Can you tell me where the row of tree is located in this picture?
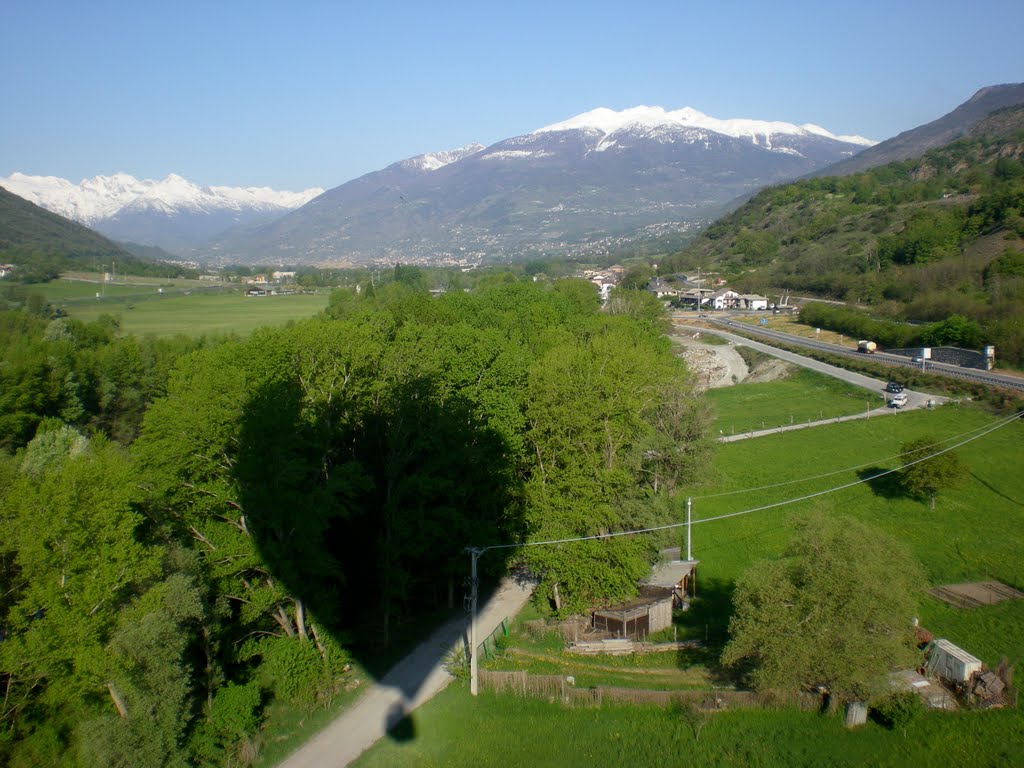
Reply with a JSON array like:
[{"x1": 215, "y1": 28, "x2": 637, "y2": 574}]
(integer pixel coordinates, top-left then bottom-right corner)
[{"x1": 798, "y1": 301, "x2": 986, "y2": 352}]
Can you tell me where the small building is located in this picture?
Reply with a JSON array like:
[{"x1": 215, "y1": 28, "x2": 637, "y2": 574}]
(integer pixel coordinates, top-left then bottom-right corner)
[
  {"x1": 926, "y1": 638, "x2": 982, "y2": 683},
  {"x1": 592, "y1": 586, "x2": 674, "y2": 639},
  {"x1": 591, "y1": 553, "x2": 698, "y2": 639},
  {"x1": 645, "y1": 549, "x2": 697, "y2": 606},
  {"x1": 740, "y1": 294, "x2": 769, "y2": 311},
  {"x1": 646, "y1": 278, "x2": 679, "y2": 299},
  {"x1": 710, "y1": 288, "x2": 742, "y2": 310}
]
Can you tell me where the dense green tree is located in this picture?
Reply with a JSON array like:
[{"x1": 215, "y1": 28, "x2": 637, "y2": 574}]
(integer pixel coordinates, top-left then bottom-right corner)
[
  {"x1": 619, "y1": 264, "x2": 654, "y2": 290},
  {"x1": 0, "y1": 434, "x2": 162, "y2": 756},
  {"x1": 392, "y1": 262, "x2": 427, "y2": 290},
  {"x1": 520, "y1": 319, "x2": 709, "y2": 613},
  {"x1": 606, "y1": 287, "x2": 670, "y2": 334},
  {"x1": 898, "y1": 436, "x2": 968, "y2": 510},
  {"x1": 722, "y1": 514, "x2": 924, "y2": 703},
  {"x1": 921, "y1": 314, "x2": 984, "y2": 349}
]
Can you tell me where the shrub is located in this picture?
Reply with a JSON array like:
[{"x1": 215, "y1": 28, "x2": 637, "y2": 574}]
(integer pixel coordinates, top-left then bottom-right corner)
[{"x1": 871, "y1": 691, "x2": 923, "y2": 735}]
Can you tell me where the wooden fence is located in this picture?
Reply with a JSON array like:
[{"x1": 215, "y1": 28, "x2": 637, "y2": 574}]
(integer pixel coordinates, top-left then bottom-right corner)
[{"x1": 479, "y1": 670, "x2": 818, "y2": 710}]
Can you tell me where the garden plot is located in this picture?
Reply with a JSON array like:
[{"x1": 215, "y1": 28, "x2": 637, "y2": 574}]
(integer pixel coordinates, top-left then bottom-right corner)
[{"x1": 929, "y1": 581, "x2": 1024, "y2": 609}]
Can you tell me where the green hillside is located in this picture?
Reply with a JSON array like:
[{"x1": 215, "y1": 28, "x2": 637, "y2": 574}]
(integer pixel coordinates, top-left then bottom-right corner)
[
  {"x1": 660, "y1": 106, "x2": 1024, "y2": 364},
  {"x1": 0, "y1": 186, "x2": 188, "y2": 280}
]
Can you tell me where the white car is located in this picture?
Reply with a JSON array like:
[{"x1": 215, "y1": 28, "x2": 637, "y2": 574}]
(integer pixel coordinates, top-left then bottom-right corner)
[{"x1": 888, "y1": 393, "x2": 909, "y2": 408}]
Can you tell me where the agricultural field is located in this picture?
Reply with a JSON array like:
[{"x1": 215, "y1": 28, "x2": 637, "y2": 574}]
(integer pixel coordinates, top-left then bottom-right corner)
[
  {"x1": 732, "y1": 312, "x2": 854, "y2": 348},
  {"x1": 35, "y1": 275, "x2": 331, "y2": 337},
  {"x1": 353, "y1": 395, "x2": 1024, "y2": 767},
  {"x1": 705, "y1": 367, "x2": 882, "y2": 435}
]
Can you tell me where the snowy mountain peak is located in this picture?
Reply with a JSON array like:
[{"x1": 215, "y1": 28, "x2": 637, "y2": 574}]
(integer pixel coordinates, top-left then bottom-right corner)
[
  {"x1": 0, "y1": 171, "x2": 323, "y2": 224},
  {"x1": 398, "y1": 143, "x2": 486, "y2": 172},
  {"x1": 534, "y1": 105, "x2": 876, "y2": 147}
]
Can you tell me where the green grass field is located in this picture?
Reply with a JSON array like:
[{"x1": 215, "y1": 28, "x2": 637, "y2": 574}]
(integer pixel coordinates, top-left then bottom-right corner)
[
  {"x1": 691, "y1": 404, "x2": 1024, "y2": 663},
  {"x1": 706, "y1": 368, "x2": 882, "y2": 435},
  {"x1": 353, "y1": 686, "x2": 1023, "y2": 768},
  {"x1": 38, "y1": 276, "x2": 331, "y2": 337},
  {"x1": 350, "y1": 401, "x2": 1024, "y2": 768}
]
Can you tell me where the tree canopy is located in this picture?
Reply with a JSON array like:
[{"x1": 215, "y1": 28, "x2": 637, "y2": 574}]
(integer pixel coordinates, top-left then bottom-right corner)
[
  {"x1": 0, "y1": 274, "x2": 712, "y2": 764},
  {"x1": 898, "y1": 436, "x2": 968, "y2": 509},
  {"x1": 722, "y1": 514, "x2": 924, "y2": 702}
]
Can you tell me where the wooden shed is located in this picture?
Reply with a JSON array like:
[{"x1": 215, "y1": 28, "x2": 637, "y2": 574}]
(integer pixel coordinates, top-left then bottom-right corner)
[
  {"x1": 592, "y1": 586, "x2": 674, "y2": 639},
  {"x1": 592, "y1": 554, "x2": 699, "y2": 639},
  {"x1": 645, "y1": 549, "x2": 698, "y2": 608}
]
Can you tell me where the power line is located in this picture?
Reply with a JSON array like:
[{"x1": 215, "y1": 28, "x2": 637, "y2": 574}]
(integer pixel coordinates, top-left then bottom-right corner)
[
  {"x1": 475, "y1": 411, "x2": 1021, "y2": 554},
  {"x1": 692, "y1": 411, "x2": 1021, "y2": 500},
  {"x1": 465, "y1": 411, "x2": 1019, "y2": 698}
]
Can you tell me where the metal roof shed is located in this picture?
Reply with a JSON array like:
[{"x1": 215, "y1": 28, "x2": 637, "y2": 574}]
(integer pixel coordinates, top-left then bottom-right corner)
[{"x1": 926, "y1": 638, "x2": 983, "y2": 683}]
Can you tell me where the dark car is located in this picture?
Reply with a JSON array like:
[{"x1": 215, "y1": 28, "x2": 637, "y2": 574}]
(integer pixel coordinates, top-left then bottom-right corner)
[{"x1": 886, "y1": 381, "x2": 904, "y2": 394}]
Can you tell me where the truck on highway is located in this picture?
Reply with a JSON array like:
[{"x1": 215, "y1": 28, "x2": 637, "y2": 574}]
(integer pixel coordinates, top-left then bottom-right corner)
[{"x1": 857, "y1": 340, "x2": 877, "y2": 354}]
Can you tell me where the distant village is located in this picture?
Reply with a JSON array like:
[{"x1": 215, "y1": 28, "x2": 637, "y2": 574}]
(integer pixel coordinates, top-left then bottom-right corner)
[{"x1": 579, "y1": 265, "x2": 770, "y2": 311}]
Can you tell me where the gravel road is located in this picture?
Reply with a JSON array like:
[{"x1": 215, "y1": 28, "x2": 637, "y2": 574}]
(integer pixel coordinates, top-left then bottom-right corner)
[{"x1": 277, "y1": 577, "x2": 535, "y2": 768}]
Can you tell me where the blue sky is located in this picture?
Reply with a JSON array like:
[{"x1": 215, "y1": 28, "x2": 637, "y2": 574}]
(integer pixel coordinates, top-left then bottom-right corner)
[{"x1": 2, "y1": 1, "x2": 1021, "y2": 191}]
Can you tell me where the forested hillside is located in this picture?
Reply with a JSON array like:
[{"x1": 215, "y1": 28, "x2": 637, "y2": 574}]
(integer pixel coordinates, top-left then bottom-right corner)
[
  {"x1": 0, "y1": 277, "x2": 711, "y2": 766},
  {"x1": 0, "y1": 186, "x2": 191, "y2": 281},
  {"x1": 660, "y1": 106, "x2": 1024, "y2": 364}
]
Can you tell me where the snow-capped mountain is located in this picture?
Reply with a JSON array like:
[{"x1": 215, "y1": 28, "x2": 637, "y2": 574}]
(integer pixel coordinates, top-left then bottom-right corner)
[
  {"x1": 398, "y1": 143, "x2": 486, "y2": 172},
  {"x1": 0, "y1": 172, "x2": 323, "y2": 249},
  {"x1": 533, "y1": 106, "x2": 874, "y2": 148},
  {"x1": 211, "y1": 105, "x2": 874, "y2": 264}
]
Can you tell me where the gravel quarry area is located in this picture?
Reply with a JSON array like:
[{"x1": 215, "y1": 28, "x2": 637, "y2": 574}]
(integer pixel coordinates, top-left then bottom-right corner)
[{"x1": 670, "y1": 330, "x2": 791, "y2": 390}]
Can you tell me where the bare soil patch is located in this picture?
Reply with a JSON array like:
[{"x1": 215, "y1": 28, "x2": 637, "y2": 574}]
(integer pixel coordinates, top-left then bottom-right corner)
[
  {"x1": 929, "y1": 581, "x2": 1024, "y2": 609},
  {"x1": 670, "y1": 332, "x2": 792, "y2": 390}
]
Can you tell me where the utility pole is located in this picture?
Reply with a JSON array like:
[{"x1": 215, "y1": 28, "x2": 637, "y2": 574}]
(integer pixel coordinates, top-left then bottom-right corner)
[
  {"x1": 686, "y1": 497, "x2": 692, "y2": 561},
  {"x1": 466, "y1": 547, "x2": 483, "y2": 696}
]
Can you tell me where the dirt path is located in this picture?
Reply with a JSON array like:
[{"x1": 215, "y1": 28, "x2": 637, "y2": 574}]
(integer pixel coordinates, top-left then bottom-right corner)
[{"x1": 277, "y1": 577, "x2": 535, "y2": 768}]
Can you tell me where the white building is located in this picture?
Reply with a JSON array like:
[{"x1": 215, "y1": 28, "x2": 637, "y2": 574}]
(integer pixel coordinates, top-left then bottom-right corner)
[
  {"x1": 741, "y1": 294, "x2": 769, "y2": 310},
  {"x1": 710, "y1": 288, "x2": 742, "y2": 310}
]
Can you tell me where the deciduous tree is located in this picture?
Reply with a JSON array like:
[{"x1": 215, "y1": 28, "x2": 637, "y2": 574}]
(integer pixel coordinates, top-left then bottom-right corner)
[
  {"x1": 722, "y1": 514, "x2": 924, "y2": 703},
  {"x1": 898, "y1": 436, "x2": 968, "y2": 510}
]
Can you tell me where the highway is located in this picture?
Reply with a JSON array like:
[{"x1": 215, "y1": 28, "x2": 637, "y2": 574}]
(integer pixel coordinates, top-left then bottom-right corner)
[{"x1": 689, "y1": 315, "x2": 1024, "y2": 393}]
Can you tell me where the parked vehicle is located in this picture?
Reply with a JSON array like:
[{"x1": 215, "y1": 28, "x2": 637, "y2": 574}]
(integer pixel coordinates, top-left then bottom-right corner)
[
  {"x1": 857, "y1": 340, "x2": 877, "y2": 353},
  {"x1": 886, "y1": 381, "x2": 904, "y2": 393},
  {"x1": 888, "y1": 393, "x2": 909, "y2": 408}
]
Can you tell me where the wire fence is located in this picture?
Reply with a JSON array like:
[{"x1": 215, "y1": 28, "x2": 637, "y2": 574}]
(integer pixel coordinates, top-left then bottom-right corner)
[{"x1": 479, "y1": 670, "x2": 819, "y2": 710}]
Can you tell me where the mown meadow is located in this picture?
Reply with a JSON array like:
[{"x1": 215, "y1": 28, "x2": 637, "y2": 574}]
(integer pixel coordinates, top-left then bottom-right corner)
[
  {"x1": 705, "y1": 367, "x2": 884, "y2": 435},
  {"x1": 354, "y1": 686, "x2": 1023, "y2": 768},
  {"x1": 33, "y1": 274, "x2": 330, "y2": 337}
]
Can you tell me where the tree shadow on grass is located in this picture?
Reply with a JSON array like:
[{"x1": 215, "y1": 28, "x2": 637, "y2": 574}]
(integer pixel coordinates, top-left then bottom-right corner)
[
  {"x1": 858, "y1": 466, "x2": 906, "y2": 500},
  {"x1": 673, "y1": 578, "x2": 737, "y2": 686},
  {"x1": 233, "y1": 372, "x2": 525, "y2": 743}
]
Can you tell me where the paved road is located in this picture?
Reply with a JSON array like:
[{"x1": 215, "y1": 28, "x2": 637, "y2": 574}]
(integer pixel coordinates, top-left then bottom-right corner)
[
  {"x1": 277, "y1": 576, "x2": 535, "y2": 768},
  {"x1": 674, "y1": 324, "x2": 948, "y2": 441},
  {"x1": 695, "y1": 315, "x2": 1024, "y2": 393}
]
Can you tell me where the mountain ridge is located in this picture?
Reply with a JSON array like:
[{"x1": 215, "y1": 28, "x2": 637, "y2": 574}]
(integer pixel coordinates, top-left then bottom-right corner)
[
  {"x1": 0, "y1": 172, "x2": 323, "y2": 250},
  {"x1": 812, "y1": 83, "x2": 1024, "y2": 177},
  {"x1": 209, "y1": 105, "x2": 871, "y2": 265}
]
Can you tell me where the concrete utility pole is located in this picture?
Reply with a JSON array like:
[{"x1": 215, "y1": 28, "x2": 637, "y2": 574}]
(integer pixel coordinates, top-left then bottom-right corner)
[
  {"x1": 686, "y1": 497, "x2": 692, "y2": 561},
  {"x1": 466, "y1": 547, "x2": 483, "y2": 696}
]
